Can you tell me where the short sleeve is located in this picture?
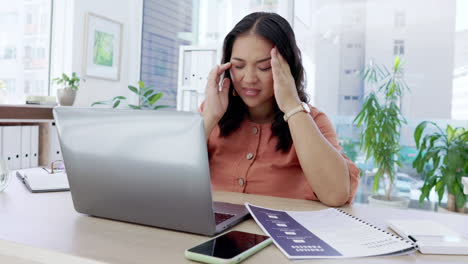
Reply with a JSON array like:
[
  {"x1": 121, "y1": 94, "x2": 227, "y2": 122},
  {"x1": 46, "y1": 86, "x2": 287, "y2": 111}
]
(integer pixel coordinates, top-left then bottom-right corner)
[{"x1": 309, "y1": 106, "x2": 361, "y2": 203}]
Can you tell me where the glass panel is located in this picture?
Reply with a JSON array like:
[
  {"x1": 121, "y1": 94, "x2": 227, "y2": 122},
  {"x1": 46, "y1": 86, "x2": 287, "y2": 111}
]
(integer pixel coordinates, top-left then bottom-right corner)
[
  {"x1": 293, "y1": 0, "x2": 467, "y2": 209},
  {"x1": 0, "y1": 0, "x2": 52, "y2": 104}
]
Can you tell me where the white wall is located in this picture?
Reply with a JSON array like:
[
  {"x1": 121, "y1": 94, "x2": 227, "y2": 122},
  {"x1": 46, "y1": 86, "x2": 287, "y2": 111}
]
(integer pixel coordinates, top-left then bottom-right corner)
[{"x1": 69, "y1": 0, "x2": 143, "y2": 107}]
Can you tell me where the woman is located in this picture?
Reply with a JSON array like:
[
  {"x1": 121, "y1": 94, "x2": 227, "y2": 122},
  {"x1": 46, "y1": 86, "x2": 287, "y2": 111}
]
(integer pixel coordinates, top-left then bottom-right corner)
[{"x1": 201, "y1": 12, "x2": 360, "y2": 207}]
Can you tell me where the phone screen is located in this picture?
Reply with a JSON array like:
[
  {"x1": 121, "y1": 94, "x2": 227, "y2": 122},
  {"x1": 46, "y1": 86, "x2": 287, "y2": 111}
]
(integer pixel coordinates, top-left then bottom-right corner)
[{"x1": 187, "y1": 231, "x2": 270, "y2": 259}]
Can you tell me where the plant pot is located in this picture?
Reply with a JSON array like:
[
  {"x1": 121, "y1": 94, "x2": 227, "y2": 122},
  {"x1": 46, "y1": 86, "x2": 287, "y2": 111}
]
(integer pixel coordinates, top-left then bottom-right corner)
[
  {"x1": 446, "y1": 194, "x2": 467, "y2": 213},
  {"x1": 57, "y1": 88, "x2": 76, "y2": 106},
  {"x1": 368, "y1": 194, "x2": 410, "y2": 209}
]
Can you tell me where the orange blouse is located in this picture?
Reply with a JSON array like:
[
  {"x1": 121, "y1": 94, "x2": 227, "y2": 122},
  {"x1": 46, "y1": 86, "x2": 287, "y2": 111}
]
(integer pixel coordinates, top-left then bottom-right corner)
[{"x1": 206, "y1": 106, "x2": 360, "y2": 203}]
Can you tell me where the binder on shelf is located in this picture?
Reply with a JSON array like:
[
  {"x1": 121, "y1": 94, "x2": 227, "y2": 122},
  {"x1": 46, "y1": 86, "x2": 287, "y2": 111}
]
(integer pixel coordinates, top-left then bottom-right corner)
[
  {"x1": 52, "y1": 123, "x2": 62, "y2": 161},
  {"x1": 177, "y1": 46, "x2": 219, "y2": 112},
  {"x1": 30, "y1": 126, "x2": 39, "y2": 168},
  {"x1": 189, "y1": 50, "x2": 198, "y2": 92},
  {"x1": 47, "y1": 123, "x2": 62, "y2": 163},
  {"x1": 182, "y1": 51, "x2": 192, "y2": 87},
  {"x1": 2, "y1": 126, "x2": 22, "y2": 170},
  {"x1": 199, "y1": 50, "x2": 215, "y2": 93},
  {"x1": 20, "y1": 126, "x2": 32, "y2": 169},
  {"x1": 195, "y1": 51, "x2": 205, "y2": 93}
]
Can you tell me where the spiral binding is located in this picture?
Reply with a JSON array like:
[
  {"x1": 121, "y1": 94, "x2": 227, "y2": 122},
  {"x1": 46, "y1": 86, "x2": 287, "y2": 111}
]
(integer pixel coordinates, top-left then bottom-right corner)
[{"x1": 334, "y1": 208, "x2": 417, "y2": 248}]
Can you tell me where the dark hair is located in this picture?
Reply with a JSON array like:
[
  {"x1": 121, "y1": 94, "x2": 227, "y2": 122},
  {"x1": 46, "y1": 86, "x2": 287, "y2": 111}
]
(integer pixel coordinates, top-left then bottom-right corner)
[{"x1": 218, "y1": 12, "x2": 308, "y2": 152}]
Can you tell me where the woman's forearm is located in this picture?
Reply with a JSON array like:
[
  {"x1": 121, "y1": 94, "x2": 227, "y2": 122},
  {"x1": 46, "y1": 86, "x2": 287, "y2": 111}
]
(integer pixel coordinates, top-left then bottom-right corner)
[
  {"x1": 287, "y1": 112, "x2": 350, "y2": 207},
  {"x1": 203, "y1": 115, "x2": 218, "y2": 141}
]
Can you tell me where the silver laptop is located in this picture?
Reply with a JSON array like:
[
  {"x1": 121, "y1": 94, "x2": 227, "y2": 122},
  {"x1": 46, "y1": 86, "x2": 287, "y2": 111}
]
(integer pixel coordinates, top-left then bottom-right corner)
[{"x1": 53, "y1": 107, "x2": 249, "y2": 236}]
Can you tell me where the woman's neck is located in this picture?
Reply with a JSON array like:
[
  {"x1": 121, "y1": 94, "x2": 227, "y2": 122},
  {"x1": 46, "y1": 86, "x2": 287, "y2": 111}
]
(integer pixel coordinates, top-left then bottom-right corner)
[{"x1": 247, "y1": 100, "x2": 275, "y2": 124}]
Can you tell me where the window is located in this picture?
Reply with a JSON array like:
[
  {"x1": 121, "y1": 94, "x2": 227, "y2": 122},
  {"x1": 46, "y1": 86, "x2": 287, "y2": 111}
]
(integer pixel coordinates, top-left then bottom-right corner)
[
  {"x1": 394, "y1": 40, "x2": 405, "y2": 55},
  {"x1": 24, "y1": 46, "x2": 32, "y2": 59},
  {"x1": 26, "y1": 13, "x2": 33, "y2": 24},
  {"x1": 24, "y1": 80, "x2": 31, "y2": 93},
  {"x1": 37, "y1": 47, "x2": 46, "y2": 59},
  {"x1": 0, "y1": 0, "x2": 52, "y2": 104},
  {"x1": 394, "y1": 12, "x2": 406, "y2": 28},
  {"x1": 289, "y1": 0, "x2": 468, "y2": 204},
  {"x1": 345, "y1": 69, "x2": 359, "y2": 75},
  {"x1": 140, "y1": 0, "x2": 467, "y2": 205},
  {"x1": 2, "y1": 79, "x2": 16, "y2": 93},
  {"x1": 0, "y1": 13, "x2": 17, "y2": 24},
  {"x1": 0, "y1": 46, "x2": 16, "y2": 60}
]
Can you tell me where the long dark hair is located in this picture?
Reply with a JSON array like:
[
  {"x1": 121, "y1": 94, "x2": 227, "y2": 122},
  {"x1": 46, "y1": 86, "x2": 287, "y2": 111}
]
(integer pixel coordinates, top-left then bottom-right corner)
[{"x1": 218, "y1": 12, "x2": 308, "y2": 152}]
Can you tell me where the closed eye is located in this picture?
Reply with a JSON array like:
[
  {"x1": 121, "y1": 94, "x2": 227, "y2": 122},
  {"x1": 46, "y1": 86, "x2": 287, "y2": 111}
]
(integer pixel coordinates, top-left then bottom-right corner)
[
  {"x1": 259, "y1": 67, "x2": 271, "y2": 72},
  {"x1": 234, "y1": 65, "x2": 244, "y2": 69}
]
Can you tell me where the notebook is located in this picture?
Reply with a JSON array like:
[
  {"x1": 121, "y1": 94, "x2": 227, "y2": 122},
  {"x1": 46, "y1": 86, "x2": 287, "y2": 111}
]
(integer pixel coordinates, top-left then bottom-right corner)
[
  {"x1": 246, "y1": 203, "x2": 416, "y2": 259},
  {"x1": 16, "y1": 168, "x2": 69, "y2": 193},
  {"x1": 388, "y1": 219, "x2": 468, "y2": 255}
]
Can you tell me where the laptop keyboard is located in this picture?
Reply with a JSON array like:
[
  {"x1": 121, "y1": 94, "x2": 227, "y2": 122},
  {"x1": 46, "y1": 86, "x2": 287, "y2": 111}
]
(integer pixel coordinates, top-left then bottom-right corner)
[{"x1": 215, "y1": 212, "x2": 235, "y2": 225}]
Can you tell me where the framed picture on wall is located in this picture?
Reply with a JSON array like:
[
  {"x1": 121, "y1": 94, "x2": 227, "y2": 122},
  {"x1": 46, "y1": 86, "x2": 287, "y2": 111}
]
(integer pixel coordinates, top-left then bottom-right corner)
[{"x1": 83, "y1": 13, "x2": 122, "y2": 81}]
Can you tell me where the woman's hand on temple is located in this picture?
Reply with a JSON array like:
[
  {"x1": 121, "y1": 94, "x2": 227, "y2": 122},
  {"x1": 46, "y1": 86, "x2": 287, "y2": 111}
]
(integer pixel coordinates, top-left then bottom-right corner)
[
  {"x1": 271, "y1": 47, "x2": 301, "y2": 114},
  {"x1": 202, "y1": 62, "x2": 232, "y2": 124}
]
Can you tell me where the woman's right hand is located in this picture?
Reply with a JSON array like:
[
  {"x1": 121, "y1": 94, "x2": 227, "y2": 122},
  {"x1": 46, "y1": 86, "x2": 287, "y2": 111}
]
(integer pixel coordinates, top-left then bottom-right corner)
[{"x1": 202, "y1": 62, "x2": 232, "y2": 124}]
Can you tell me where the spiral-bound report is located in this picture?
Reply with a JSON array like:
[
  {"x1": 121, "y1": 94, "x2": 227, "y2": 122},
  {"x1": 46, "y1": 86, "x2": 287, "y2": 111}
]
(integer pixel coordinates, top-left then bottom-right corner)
[{"x1": 245, "y1": 203, "x2": 416, "y2": 259}]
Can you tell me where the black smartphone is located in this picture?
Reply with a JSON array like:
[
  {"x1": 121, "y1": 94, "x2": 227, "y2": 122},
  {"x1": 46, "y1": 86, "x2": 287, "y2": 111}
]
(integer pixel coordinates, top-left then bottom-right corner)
[{"x1": 185, "y1": 230, "x2": 272, "y2": 264}]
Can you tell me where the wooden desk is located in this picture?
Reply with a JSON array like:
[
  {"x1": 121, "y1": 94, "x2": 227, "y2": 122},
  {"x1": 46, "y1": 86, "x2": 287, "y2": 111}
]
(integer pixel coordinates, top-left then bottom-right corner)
[{"x1": 0, "y1": 177, "x2": 467, "y2": 264}]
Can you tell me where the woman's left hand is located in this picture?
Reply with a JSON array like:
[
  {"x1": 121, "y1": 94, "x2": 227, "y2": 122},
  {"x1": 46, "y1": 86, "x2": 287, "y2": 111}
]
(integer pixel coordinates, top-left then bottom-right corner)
[{"x1": 271, "y1": 47, "x2": 301, "y2": 113}]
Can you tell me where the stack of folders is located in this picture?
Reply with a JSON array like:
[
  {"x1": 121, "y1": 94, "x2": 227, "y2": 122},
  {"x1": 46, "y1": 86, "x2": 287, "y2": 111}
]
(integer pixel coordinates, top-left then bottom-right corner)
[
  {"x1": 16, "y1": 168, "x2": 69, "y2": 193},
  {"x1": 0, "y1": 126, "x2": 39, "y2": 170}
]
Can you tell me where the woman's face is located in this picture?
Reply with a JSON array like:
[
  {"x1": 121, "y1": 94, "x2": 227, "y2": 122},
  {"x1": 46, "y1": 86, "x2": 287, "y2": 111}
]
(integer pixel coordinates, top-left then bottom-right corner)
[{"x1": 230, "y1": 33, "x2": 274, "y2": 109}]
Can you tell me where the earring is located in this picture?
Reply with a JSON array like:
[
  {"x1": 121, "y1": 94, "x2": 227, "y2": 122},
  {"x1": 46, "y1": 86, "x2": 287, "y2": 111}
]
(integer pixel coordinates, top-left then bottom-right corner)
[{"x1": 232, "y1": 89, "x2": 238, "y2": 96}]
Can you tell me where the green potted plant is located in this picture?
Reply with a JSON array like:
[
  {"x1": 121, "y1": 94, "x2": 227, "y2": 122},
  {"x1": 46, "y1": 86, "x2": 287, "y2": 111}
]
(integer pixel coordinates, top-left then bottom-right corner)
[
  {"x1": 52, "y1": 72, "x2": 84, "y2": 106},
  {"x1": 413, "y1": 122, "x2": 468, "y2": 212},
  {"x1": 92, "y1": 80, "x2": 169, "y2": 110},
  {"x1": 354, "y1": 57, "x2": 409, "y2": 208}
]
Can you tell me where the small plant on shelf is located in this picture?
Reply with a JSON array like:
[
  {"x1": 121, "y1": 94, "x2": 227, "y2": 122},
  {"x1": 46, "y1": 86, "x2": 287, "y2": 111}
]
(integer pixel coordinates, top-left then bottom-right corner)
[{"x1": 52, "y1": 72, "x2": 85, "y2": 106}]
